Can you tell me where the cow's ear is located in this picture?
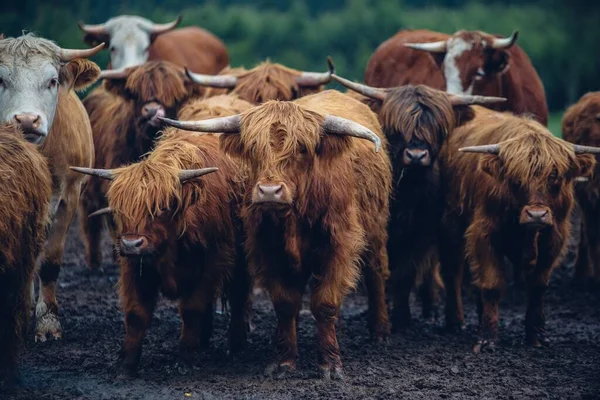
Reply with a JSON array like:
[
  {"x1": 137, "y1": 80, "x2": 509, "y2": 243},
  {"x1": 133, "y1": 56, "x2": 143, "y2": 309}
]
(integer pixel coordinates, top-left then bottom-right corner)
[
  {"x1": 573, "y1": 154, "x2": 596, "y2": 179},
  {"x1": 83, "y1": 33, "x2": 109, "y2": 49},
  {"x1": 483, "y1": 49, "x2": 510, "y2": 75},
  {"x1": 453, "y1": 105, "x2": 476, "y2": 128},
  {"x1": 479, "y1": 154, "x2": 503, "y2": 180},
  {"x1": 59, "y1": 59, "x2": 101, "y2": 91},
  {"x1": 220, "y1": 133, "x2": 245, "y2": 160},
  {"x1": 103, "y1": 77, "x2": 129, "y2": 98}
]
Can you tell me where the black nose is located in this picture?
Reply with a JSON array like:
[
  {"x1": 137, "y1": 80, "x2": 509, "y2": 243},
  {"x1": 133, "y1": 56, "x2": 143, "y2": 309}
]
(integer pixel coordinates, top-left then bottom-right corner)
[
  {"x1": 120, "y1": 237, "x2": 147, "y2": 254},
  {"x1": 526, "y1": 209, "x2": 549, "y2": 221}
]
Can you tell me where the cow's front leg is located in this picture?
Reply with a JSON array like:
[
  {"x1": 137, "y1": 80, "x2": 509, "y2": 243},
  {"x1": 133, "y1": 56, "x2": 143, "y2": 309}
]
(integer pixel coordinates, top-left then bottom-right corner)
[
  {"x1": 264, "y1": 284, "x2": 302, "y2": 378},
  {"x1": 311, "y1": 283, "x2": 345, "y2": 380},
  {"x1": 473, "y1": 288, "x2": 502, "y2": 353},
  {"x1": 525, "y1": 280, "x2": 549, "y2": 347},
  {"x1": 118, "y1": 262, "x2": 159, "y2": 377},
  {"x1": 35, "y1": 189, "x2": 79, "y2": 342},
  {"x1": 179, "y1": 289, "x2": 213, "y2": 357}
]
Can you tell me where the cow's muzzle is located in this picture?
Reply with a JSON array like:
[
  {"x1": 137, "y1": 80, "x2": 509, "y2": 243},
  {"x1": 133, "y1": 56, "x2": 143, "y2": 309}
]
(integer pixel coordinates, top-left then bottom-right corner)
[
  {"x1": 13, "y1": 113, "x2": 47, "y2": 144},
  {"x1": 120, "y1": 235, "x2": 150, "y2": 256},
  {"x1": 253, "y1": 183, "x2": 291, "y2": 205},
  {"x1": 142, "y1": 102, "x2": 166, "y2": 128},
  {"x1": 403, "y1": 148, "x2": 431, "y2": 167},
  {"x1": 519, "y1": 206, "x2": 553, "y2": 228}
]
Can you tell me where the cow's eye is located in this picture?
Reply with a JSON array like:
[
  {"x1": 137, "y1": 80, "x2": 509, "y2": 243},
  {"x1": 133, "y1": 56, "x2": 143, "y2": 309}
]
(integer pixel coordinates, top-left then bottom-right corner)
[
  {"x1": 110, "y1": 46, "x2": 116, "y2": 53},
  {"x1": 48, "y1": 78, "x2": 59, "y2": 89}
]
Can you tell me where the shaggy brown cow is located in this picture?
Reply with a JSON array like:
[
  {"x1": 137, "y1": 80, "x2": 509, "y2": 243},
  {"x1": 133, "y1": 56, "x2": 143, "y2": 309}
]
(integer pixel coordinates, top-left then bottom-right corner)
[
  {"x1": 79, "y1": 15, "x2": 229, "y2": 74},
  {"x1": 439, "y1": 106, "x2": 598, "y2": 351},
  {"x1": 80, "y1": 60, "x2": 205, "y2": 271},
  {"x1": 0, "y1": 125, "x2": 51, "y2": 388},
  {"x1": 184, "y1": 60, "x2": 333, "y2": 104},
  {"x1": 330, "y1": 71, "x2": 506, "y2": 330},
  {"x1": 562, "y1": 91, "x2": 600, "y2": 285},
  {"x1": 364, "y1": 29, "x2": 548, "y2": 125},
  {"x1": 0, "y1": 34, "x2": 101, "y2": 341},
  {"x1": 71, "y1": 95, "x2": 253, "y2": 376},
  {"x1": 159, "y1": 90, "x2": 391, "y2": 379}
]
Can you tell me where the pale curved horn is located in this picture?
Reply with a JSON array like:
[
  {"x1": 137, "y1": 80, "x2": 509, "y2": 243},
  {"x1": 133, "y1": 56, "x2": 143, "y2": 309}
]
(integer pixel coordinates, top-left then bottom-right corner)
[
  {"x1": 449, "y1": 94, "x2": 507, "y2": 106},
  {"x1": 573, "y1": 144, "x2": 600, "y2": 154},
  {"x1": 490, "y1": 30, "x2": 519, "y2": 49},
  {"x1": 149, "y1": 16, "x2": 182, "y2": 35},
  {"x1": 69, "y1": 166, "x2": 115, "y2": 180},
  {"x1": 574, "y1": 177, "x2": 589, "y2": 183},
  {"x1": 296, "y1": 57, "x2": 334, "y2": 87},
  {"x1": 322, "y1": 115, "x2": 382, "y2": 153},
  {"x1": 404, "y1": 40, "x2": 447, "y2": 53},
  {"x1": 158, "y1": 115, "x2": 241, "y2": 133},
  {"x1": 98, "y1": 67, "x2": 131, "y2": 80},
  {"x1": 458, "y1": 144, "x2": 501, "y2": 154},
  {"x1": 185, "y1": 68, "x2": 237, "y2": 88},
  {"x1": 88, "y1": 207, "x2": 113, "y2": 218},
  {"x1": 331, "y1": 74, "x2": 387, "y2": 101},
  {"x1": 77, "y1": 21, "x2": 108, "y2": 35},
  {"x1": 179, "y1": 167, "x2": 219, "y2": 183},
  {"x1": 59, "y1": 43, "x2": 105, "y2": 61}
]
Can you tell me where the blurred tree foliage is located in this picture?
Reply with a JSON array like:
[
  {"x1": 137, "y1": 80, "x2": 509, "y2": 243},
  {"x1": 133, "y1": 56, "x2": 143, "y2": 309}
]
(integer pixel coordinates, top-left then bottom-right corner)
[{"x1": 1, "y1": 0, "x2": 599, "y2": 111}]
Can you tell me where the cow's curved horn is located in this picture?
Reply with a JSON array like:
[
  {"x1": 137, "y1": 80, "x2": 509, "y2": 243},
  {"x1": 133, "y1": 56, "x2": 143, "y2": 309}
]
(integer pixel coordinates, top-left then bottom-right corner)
[
  {"x1": 595, "y1": 113, "x2": 600, "y2": 121},
  {"x1": 449, "y1": 94, "x2": 507, "y2": 106},
  {"x1": 70, "y1": 166, "x2": 115, "y2": 180},
  {"x1": 573, "y1": 144, "x2": 600, "y2": 154},
  {"x1": 149, "y1": 16, "x2": 182, "y2": 35},
  {"x1": 158, "y1": 115, "x2": 241, "y2": 133},
  {"x1": 296, "y1": 58, "x2": 334, "y2": 87},
  {"x1": 88, "y1": 207, "x2": 113, "y2": 218},
  {"x1": 490, "y1": 30, "x2": 519, "y2": 49},
  {"x1": 331, "y1": 74, "x2": 387, "y2": 101},
  {"x1": 405, "y1": 40, "x2": 447, "y2": 53},
  {"x1": 59, "y1": 43, "x2": 105, "y2": 61},
  {"x1": 98, "y1": 67, "x2": 131, "y2": 80},
  {"x1": 574, "y1": 177, "x2": 589, "y2": 183},
  {"x1": 458, "y1": 144, "x2": 501, "y2": 154},
  {"x1": 322, "y1": 115, "x2": 381, "y2": 153},
  {"x1": 77, "y1": 21, "x2": 108, "y2": 35},
  {"x1": 179, "y1": 167, "x2": 219, "y2": 183},
  {"x1": 185, "y1": 68, "x2": 237, "y2": 88}
]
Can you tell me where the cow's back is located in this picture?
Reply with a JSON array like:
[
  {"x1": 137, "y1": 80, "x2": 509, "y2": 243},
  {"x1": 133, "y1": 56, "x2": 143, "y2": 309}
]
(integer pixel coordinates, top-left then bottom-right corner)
[
  {"x1": 149, "y1": 27, "x2": 229, "y2": 75},
  {"x1": 364, "y1": 29, "x2": 447, "y2": 89}
]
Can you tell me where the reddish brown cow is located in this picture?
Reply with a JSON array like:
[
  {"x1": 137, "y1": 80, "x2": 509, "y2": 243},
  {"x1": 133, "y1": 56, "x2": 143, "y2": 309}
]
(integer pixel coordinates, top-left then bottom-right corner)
[
  {"x1": 159, "y1": 90, "x2": 392, "y2": 379},
  {"x1": 71, "y1": 95, "x2": 253, "y2": 376},
  {"x1": 79, "y1": 15, "x2": 229, "y2": 74},
  {"x1": 439, "y1": 106, "x2": 598, "y2": 351},
  {"x1": 0, "y1": 125, "x2": 51, "y2": 388},
  {"x1": 80, "y1": 60, "x2": 205, "y2": 271},
  {"x1": 365, "y1": 29, "x2": 548, "y2": 125},
  {"x1": 330, "y1": 71, "x2": 506, "y2": 330},
  {"x1": 185, "y1": 60, "x2": 333, "y2": 104},
  {"x1": 562, "y1": 91, "x2": 600, "y2": 285}
]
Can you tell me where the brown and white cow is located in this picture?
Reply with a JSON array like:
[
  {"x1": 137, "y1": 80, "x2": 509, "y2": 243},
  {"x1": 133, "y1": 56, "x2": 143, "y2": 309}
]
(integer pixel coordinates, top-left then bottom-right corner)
[
  {"x1": 562, "y1": 91, "x2": 600, "y2": 286},
  {"x1": 0, "y1": 124, "x2": 51, "y2": 388},
  {"x1": 439, "y1": 106, "x2": 598, "y2": 351},
  {"x1": 159, "y1": 90, "x2": 392, "y2": 379},
  {"x1": 185, "y1": 60, "x2": 333, "y2": 104},
  {"x1": 364, "y1": 29, "x2": 548, "y2": 125},
  {"x1": 78, "y1": 15, "x2": 229, "y2": 74},
  {"x1": 80, "y1": 60, "x2": 206, "y2": 272},
  {"x1": 71, "y1": 95, "x2": 253, "y2": 376},
  {"x1": 0, "y1": 34, "x2": 101, "y2": 341},
  {"x1": 330, "y1": 70, "x2": 506, "y2": 330}
]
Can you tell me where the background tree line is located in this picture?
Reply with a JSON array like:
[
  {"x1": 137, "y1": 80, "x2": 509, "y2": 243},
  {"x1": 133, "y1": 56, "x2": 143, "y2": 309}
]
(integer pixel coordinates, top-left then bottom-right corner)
[{"x1": 2, "y1": 0, "x2": 599, "y2": 112}]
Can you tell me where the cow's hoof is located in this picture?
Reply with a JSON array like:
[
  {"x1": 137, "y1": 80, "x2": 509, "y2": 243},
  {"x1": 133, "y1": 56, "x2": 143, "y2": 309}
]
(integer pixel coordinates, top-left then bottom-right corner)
[
  {"x1": 264, "y1": 361, "x2": 295, "y2": 379},
  {"x1": 473, "y1": 339, "x2": 496, "y2": 354},
  {"x1": 35, "y1": 312, "x2": 62, "y2": 342},
  {"x1": 319, "y1": 365, "x2": 344, "y2": 381},
  {"x1": 526, "y1": 335, "x2": 550, "y2": 348}
]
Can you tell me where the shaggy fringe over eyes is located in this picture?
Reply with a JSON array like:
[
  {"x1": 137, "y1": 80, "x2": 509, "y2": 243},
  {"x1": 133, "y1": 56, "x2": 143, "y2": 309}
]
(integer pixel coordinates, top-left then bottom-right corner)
[
  {"x1": 380, "y1": 85, "x2": 455, "y2": 145},
  {"x1": 125, "y1": 61, "x2": 189, "y2": 108},
  {"x1": 177, "y1": 95, "x2": 253, "y2": 121},
  {"x1": 0, "y1": 33, "x2": 60, "y2": 66},
  {"x1": 234, "y1": 62, "x2": 303, "y2": 103},
  {"x1": 238, "y1": 101, "x2": 325, "y2": 168}
]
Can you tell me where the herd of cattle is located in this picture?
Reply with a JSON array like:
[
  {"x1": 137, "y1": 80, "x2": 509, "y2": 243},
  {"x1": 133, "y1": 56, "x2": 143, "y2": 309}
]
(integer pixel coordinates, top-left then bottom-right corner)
[{"x1": 0, "y1": 14, "x2": 599, "y2": 386}]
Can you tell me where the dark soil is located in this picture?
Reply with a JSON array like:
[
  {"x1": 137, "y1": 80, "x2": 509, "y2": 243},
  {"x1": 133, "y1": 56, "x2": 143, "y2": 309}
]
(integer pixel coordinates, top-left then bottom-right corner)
[{"x1": 5, "y1": 216, "x2": 600, "y2": 400}]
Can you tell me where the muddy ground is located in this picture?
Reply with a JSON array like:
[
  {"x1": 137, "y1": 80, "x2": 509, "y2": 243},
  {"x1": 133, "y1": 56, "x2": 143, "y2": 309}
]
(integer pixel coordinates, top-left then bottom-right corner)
[{"x1": 5, "y1": 216, "x2": 600, "y2": 400}]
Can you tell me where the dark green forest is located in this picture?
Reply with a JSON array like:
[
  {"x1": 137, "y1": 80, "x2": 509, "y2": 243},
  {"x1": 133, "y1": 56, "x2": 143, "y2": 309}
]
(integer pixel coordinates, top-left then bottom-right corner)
[{"x1": 2, "y1": 0, "x2": 599, "y2": 113}]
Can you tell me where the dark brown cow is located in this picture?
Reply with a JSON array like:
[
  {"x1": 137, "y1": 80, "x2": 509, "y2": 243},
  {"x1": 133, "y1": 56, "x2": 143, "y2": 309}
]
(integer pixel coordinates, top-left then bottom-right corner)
[
  {"x1": 80, "y1": 60, "x2": 205, "y2": 271},
  {"x1": 185, "y1": 60, "x2": 333, "y2": 104},
  {"x1": 0, "y1": 34, "x2": 101, "y2": 341},
  {"x1": 79, "y1": 15, "x2": 229, "y2": 74},
  {"x1": 439, "y1": 106, "x2": 598, "y2": 351},
  {"x1": 364, "y1": 29, "x2": 548, "y2": 125},
  {"x1": 159, "y1": 90, "x2": 392, "y2": 379},
  {"x1": 330, "y1": 71, "x2": 506, "y2": 330},
  {"x1": 71, "y1": 95, "x2": 253, "y2": 376},
  {"x1": 0, "y1": 125, "x2": 51, "y2": 388},
  {"x1": 562, "y1": 91, "x2": 600, "y2": 285}
]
